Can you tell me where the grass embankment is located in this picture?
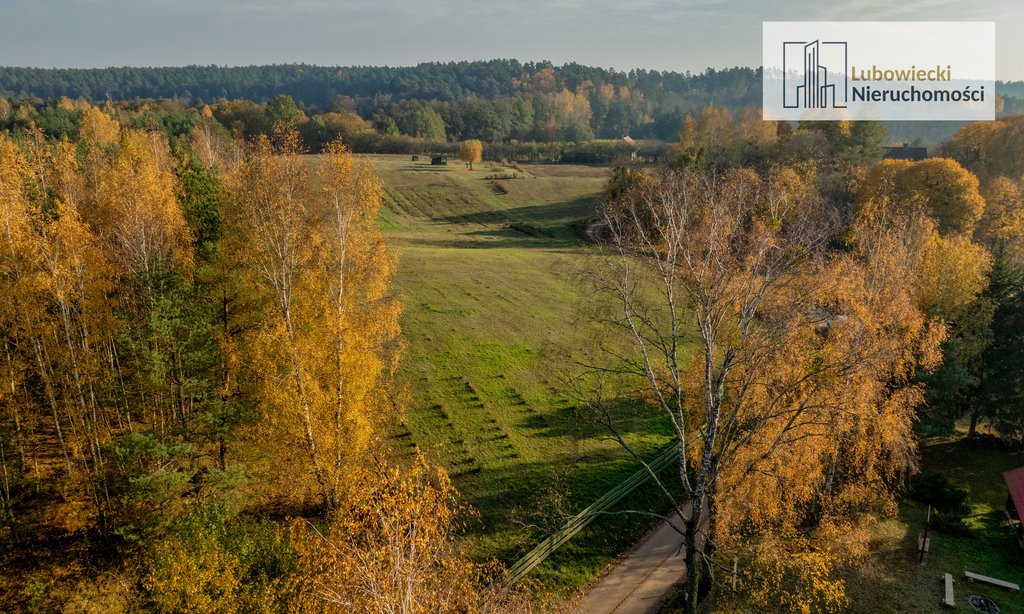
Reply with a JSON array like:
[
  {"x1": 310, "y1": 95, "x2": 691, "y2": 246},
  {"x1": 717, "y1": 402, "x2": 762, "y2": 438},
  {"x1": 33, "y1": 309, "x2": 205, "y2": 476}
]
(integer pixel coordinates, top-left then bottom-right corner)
[{"x1": 370, "y1": 154, "x2": 681, "y2": 592}]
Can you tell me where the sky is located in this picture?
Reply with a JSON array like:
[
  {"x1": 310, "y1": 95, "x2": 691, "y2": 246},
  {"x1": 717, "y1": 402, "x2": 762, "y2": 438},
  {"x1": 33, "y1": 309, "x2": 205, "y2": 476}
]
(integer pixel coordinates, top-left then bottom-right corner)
[{"x1": 3, "y1": 0, "x2": 1023, "y2": 80}]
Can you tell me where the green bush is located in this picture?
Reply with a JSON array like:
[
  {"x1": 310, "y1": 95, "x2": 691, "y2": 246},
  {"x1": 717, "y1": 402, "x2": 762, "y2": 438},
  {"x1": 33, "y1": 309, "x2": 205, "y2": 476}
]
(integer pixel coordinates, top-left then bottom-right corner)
[
  {"x1": 930, "y1": 510, "x2": 971, "y2": 536},
  {"x1": 907, "y1": 472, "x2": 972, "y2": 535}
]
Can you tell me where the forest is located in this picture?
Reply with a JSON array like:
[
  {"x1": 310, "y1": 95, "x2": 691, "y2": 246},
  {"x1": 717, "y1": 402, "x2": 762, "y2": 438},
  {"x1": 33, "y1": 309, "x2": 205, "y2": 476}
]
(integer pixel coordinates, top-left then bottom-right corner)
[
  {"x1": 0, "y1": 102, "x2": 507, "y2": 610},
  {"x1": 3, "y1": 61, "x2": 1023, "y2": 147},
  {"x1": 1, "y1": 77, "x2": 1023, "y2": 612}
]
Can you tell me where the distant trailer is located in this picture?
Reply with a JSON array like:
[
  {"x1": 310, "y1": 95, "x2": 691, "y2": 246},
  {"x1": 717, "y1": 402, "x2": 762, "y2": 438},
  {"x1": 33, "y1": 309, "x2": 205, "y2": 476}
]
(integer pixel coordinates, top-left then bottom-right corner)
[{"x1": 431, "y1": 156, "x2": 447, "y2": 166}]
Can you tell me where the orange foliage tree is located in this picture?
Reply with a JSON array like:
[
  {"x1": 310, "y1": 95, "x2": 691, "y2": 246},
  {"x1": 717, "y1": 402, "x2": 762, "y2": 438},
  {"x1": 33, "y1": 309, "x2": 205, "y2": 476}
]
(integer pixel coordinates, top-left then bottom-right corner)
[
  {"x1": 291, "y1": 453, "x2": 486, "y2": 612},
  {"x1": 587, "y1": 167, "x2": 946, "y2": 613},
  {"x1": 857, "y1": 157, "x2": 986, "y2": 236}
]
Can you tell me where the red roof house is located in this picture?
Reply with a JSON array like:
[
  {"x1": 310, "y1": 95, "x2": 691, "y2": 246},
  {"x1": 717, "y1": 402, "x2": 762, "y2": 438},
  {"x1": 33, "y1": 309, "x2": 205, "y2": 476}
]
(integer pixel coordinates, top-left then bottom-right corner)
[{"x1": 1003, "y1": 467, "x2": 1024, "y2": 548}]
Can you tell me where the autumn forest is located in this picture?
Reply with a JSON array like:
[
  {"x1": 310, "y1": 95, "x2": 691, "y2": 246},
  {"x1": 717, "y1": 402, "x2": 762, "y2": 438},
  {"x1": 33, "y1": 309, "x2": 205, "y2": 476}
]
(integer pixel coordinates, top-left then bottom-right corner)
[{"x1": 1, "y1": 60, "x2": 1024, "y2": 614}]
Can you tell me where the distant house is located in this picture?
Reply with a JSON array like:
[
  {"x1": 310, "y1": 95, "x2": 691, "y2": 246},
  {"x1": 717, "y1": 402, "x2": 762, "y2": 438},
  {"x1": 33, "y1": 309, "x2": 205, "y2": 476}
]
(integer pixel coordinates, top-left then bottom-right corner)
[
  {"x1": 882, "y1": 144, "x2": 928, "y2": 161},
  {"x1": 623, "y1": 135, "x2": 639, "y2": 160},
  {"x1": 1004, "y1": 467, "x2": 1024, "y2": 549},
  {"x1": 431, "y1": 155, "x2": 447, "y2": 166}
]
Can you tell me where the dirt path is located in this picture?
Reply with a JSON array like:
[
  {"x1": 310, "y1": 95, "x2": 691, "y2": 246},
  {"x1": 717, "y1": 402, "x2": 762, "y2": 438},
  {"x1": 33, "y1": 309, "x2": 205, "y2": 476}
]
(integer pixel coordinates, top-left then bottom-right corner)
[{"x1": 571, "y1": 510, "x2": 689, "y2": 614}]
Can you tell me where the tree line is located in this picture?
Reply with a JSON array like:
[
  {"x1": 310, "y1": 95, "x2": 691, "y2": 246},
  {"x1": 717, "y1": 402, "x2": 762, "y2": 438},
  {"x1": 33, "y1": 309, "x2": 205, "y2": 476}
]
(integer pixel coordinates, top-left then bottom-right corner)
[
  {"x1": 0, "y1": 61, "x2": 760, "y2": 111},
  {"x1": 0, "y1": 94, "x2": 677, "y2": 164},
  {"x1": 2, "y1": 61, "x2": 1023, "y2": 146}
]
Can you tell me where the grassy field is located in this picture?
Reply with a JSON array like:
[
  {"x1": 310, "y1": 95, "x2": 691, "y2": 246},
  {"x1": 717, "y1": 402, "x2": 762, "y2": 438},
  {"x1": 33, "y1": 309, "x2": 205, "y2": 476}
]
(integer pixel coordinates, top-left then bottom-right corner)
[
  {"x1": 842, "y1": 436, "x2": 1024, "y2": 613},
  {"x1": 368, "y1": 154, "x2": 680, "y2": 592}
]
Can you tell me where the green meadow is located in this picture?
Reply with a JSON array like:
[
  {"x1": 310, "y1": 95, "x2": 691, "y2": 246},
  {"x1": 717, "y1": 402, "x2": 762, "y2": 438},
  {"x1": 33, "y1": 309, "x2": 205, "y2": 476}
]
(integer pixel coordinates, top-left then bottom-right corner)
[{"x1": 370, "y1": 154, "x2": 679, "y2": 590}]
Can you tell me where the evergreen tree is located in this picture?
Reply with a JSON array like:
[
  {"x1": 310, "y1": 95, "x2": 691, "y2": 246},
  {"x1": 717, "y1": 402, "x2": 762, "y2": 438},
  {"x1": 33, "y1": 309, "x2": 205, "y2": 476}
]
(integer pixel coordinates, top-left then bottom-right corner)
[{"x1": 979, "y1": 249, "x2": 1024, "y2": 440}]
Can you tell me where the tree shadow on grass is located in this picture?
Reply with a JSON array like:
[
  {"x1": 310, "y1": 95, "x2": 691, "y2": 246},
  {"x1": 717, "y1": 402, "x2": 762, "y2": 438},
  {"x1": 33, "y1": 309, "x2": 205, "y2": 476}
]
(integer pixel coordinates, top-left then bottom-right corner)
[
  {"x1": 431, "y1": 197, "x2": 596, "y2": 231},
  {"x1": 395, "y1": 234, "x2": 581, "y2": 251},
  {"x1": 451, "y1": 450, "x2": 683, "y2": 567},
  {"x1": 513, "y1": 394, "x2": 672, "y2": 445},
  {"x1": 399, "y1": 165, "x2": 452, "y2": 173}
]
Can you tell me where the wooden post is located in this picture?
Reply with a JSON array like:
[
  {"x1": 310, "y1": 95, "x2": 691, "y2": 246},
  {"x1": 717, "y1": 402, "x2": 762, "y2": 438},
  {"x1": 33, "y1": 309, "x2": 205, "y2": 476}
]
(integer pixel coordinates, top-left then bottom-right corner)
[
  {"x1": 732, "y1": 557, "x2": 738, "y2": 591},
  {"x1": 919, "y1": 505, "x2": 931, "y2": 564}
]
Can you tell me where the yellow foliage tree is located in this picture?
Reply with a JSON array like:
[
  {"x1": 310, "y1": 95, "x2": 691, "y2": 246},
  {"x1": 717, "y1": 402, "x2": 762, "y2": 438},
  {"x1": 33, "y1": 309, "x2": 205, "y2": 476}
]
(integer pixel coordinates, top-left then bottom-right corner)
[
  {"x1": 0, "y1": 133, "x2": 120, "y2": 531},
  {"x1": 226, "y1": 127, "x2": 401, "y2": 511},
  {"x1": 978, "y1": 176, "x2": 1024, "y2": 257},
  {"x1": 915, "y1": 221, "x2": 993, "y2": 321},
  {"x1": 291, "y1": 453, "x2": 484, "y2": 612},
  {"x1": 314, "y1": 141, "x2": 402, "y2": 483},
  {"x1": 943, "y1": 116, "x2": 1024, "y2": 182},
  {"x1": 91, "y1": 130, "x2": 194, "y2": 277},
  {"x1": 79, "y1": 105, "x2": 121, "y2": 148},
  {"x1": 592, "y1": 167, "x2": 946, "y2": 613},
  {"x1": 458, "y1": 139, "x2": 483, "y2": 171}
]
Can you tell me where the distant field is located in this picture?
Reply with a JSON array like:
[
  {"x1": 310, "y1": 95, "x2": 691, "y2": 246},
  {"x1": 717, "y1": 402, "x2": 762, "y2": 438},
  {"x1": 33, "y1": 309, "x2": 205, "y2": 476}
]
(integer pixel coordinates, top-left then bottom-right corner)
[{"x1": 368, "y1": 154, "x2": 680, "y2": 591}]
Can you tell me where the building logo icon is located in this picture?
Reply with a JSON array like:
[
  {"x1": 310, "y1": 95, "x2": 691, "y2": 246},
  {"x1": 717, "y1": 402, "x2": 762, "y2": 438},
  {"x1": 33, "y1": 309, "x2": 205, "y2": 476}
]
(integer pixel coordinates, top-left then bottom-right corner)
[{"x1": 782, "y1": 40, "x2": 848, "y2": 109}]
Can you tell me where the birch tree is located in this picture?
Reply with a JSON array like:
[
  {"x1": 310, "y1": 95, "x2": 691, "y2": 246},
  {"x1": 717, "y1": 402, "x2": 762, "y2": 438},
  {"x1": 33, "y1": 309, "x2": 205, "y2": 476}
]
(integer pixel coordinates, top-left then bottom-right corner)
[
  {"x1": 226, "y1": 127, "x2": 400, "y2": 511},
  {"x1": 587, "y1": 167, "x2": 944, "y2": 612}
]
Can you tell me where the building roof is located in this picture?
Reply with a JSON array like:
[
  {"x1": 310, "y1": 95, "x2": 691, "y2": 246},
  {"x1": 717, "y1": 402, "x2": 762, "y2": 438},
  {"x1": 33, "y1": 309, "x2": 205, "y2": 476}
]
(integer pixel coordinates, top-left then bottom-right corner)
[
  {"x1": 882, "y1": 145, "x2": 928, "y2": 161},
  {"x1": 1004, "y1": 466, "x2": 1024, "y2": 517}
]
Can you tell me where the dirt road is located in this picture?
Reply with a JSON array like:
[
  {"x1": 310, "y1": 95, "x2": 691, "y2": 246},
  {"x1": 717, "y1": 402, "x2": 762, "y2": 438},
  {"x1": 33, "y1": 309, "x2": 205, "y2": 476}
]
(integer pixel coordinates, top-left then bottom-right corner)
[{"x1": 571, "y1": 511, "x2": 687, "y2": 614}]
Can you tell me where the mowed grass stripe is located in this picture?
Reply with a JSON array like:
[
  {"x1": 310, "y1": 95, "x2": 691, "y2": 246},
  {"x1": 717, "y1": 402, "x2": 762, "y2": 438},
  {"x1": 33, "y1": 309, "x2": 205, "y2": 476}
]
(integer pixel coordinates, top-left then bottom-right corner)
[{"x1": 368, "y1": 154, "x2": 681, "y2": 588}]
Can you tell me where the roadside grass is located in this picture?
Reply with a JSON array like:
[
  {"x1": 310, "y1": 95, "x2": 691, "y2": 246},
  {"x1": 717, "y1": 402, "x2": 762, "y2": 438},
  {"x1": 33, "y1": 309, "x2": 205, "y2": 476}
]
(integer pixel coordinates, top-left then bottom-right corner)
[{"x1": 370, "y1": 154, "x2": 683, "y2": 592}]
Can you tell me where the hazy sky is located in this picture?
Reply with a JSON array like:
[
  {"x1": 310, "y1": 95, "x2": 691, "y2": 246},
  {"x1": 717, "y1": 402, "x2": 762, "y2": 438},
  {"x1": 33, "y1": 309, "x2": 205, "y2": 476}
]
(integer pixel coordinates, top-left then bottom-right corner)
[{"x1": 3, "y1": 0, "x2": 1022, "y2": 79}]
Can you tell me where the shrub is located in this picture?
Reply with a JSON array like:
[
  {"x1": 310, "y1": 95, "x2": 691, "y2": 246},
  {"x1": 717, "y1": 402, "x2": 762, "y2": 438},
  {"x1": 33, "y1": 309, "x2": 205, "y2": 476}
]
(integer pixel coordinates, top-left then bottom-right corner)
[
  {"x1": 908, "y1": 472, "x2": 971, "y2": 517},
  {"x1": 930, "y1": 510, "x2": 971, "y2": 536},
  {"x1": 907, "y1": 472, "x2": 972, "y2": 535},
  {"x1": 145, "y1": 504, "x2": 299, "y2": 613},
  {"x1": 146, "y1": 505, "x2": 241, "y2": 613}
]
